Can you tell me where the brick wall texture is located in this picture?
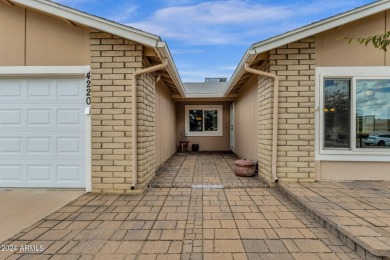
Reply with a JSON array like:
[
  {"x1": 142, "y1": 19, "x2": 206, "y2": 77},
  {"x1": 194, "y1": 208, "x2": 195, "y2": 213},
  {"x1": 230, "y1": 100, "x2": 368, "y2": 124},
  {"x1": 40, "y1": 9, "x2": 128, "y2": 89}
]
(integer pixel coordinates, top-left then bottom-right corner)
[
  {"x1": 257, "y1": 37, "x2": 316, "y2": 183},
  {"x1": 90, "y1": 29, "x2": 156, "y2": 194}
]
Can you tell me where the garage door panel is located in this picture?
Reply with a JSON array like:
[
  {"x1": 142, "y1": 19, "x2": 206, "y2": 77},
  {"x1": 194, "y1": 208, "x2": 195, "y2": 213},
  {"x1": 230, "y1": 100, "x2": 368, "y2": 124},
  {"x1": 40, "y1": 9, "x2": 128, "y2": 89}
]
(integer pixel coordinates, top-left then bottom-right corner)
[
  {"x1": 57, "y1": 109, "x2": 81, "y2": 126},
  {"x1": 57, "y1": 165, "x2": 82, "y2": 182},
  {"x1": 0, "y1": 165, "x2": 23, "y2": 182},
  {"x1": 0, "y1": 137, "x2": 22, "y2": 154},
  {"x1": 27, "y1": 165, "x2": 51, "y2": 182},
  {"x1": 27, "y1": 81, "x2": 52, "y2": 98},
  {"x1": 57, "y1": 81, "x2": 83, "y2": 98},
  {"x1": 27, "y1": 109, "x2": 52, "y2": 126},
  {"x1": 0, "y1": 78, "x2": 86, "y2": 188},
  {"x1": 0, "y1": 81, "x2": 23, "y2": 98},
  {"x1": 0, "y1": 109, "x2": 22, "y2": 126}
]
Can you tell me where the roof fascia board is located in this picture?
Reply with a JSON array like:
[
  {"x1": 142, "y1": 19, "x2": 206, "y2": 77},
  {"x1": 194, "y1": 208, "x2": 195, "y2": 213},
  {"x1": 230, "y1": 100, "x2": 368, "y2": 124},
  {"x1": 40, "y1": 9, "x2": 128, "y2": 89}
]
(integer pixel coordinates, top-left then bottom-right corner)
[
  {"x1": 12, "y1": 0, "x2": 160, "y2": 47},
  {"x1": 252, "y1": 0, "x2": 390, "y2": 54},
  {"x1": 223, "y1": 0, "x2": 390, "y2": 97},
  {"x1": 157, "y1": 42, "x2": 187, "y2": 97},
  {"x1": 222, "y1": 50, "x2": 255, "y2": 97}
]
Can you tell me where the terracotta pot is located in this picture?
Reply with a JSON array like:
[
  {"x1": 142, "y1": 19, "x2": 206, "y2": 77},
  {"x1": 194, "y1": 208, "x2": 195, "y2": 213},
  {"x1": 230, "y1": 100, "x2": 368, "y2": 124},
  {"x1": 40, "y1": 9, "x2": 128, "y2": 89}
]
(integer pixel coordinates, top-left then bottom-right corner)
[{"x1": 234, "y1": 159, "x2": 256, "y2": 177}]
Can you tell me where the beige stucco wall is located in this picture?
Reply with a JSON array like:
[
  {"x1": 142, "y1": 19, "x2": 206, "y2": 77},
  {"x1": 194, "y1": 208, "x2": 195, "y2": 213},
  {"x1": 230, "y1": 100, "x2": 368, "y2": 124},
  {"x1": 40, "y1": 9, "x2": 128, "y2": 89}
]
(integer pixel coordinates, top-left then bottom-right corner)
[
  {"x1": 315, "y1": 11, "x2": 390, "y2": 181},
  {"x1": 316, "y1": 11, "x2": 389, "y2": 66},
  {"x1": 0, "y1": 2, "x2": 90, "y2": 66},
  {"x1": 317, "y1": 161, "x2": 390, "y2": 180},
  {"x1": 155, "y1": 81, "x2": 176, "y2": 169},
  {"x1": 176, "y1": 101, "x2": 231, "y2": 151},
  {"x1": 235, "y1": 76, "x2": 258, "y2": 161}
]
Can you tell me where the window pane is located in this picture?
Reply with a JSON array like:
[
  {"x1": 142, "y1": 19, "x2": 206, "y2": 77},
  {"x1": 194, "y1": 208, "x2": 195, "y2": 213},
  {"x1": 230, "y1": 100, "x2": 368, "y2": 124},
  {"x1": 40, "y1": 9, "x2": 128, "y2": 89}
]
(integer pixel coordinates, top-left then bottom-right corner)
[
  {"x1": 189, "y1": 110, "x2": 203, "y2": 132},
  {"x1": 324, "y1": 79, "x2": 351, "y2": 148},
  {"x1": 356, "y1": 79, "x2": 390, "y2": 149},
  {"x1": 204, "y1": 110, "x2": 218, "y2": 131}
]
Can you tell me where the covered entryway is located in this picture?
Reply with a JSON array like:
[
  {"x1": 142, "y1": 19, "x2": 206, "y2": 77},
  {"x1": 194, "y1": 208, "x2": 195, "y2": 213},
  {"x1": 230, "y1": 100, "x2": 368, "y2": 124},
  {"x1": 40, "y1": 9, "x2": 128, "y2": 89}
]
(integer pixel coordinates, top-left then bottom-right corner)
[{"x1": 0, "y1": 77, "x2": 87, "y2": 188}]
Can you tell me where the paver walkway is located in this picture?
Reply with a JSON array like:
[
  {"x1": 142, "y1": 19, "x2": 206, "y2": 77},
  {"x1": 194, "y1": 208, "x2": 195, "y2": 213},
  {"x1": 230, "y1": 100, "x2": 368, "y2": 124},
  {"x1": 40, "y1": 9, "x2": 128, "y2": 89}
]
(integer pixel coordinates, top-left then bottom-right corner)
[
  {"x1": 280, "y1": 182, "x2": 390, "y2": 259},
  {"x1": 0, "y1": 153, "x2": 361, "y2": 259},
  {"x1": 150, "y1": 153, "x2": 268, "y2": 188}
]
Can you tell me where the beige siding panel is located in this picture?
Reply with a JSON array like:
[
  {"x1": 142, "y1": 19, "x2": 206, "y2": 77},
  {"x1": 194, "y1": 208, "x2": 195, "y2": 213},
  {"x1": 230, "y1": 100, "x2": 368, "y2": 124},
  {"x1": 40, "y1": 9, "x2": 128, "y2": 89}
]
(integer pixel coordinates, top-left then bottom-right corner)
[
  {"x1": 155, "y1": 81, "x2": 176, "y2": 169},
  {"x1": 0, "y1": 2, "x2": 25, "y2": 66},
  {"x1": 235, "y1": 76, "x2": 258, "y2": 161},
  {"x1": 386, "y1": 10, "x2": 390, "y2": 65},
  {"x1": 26, "y1": 9, "x2": 90, "y2": 66},
  {"x1": 176, "y1": 101, "x2": 231, "y2": 151},
  {"x1": 316, "y1": 12, "x2": 386, "y2": 67},
  {"x1": 318, "y1": 161, "x2": 390, "y2": 181}
]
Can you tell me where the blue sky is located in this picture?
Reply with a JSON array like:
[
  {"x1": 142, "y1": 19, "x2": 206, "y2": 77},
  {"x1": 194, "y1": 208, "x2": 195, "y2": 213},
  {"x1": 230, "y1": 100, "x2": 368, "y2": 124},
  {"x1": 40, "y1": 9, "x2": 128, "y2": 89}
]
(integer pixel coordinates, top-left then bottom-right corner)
[{"x1": 55, "y1": 0, "x2": 375, "y2": 82}]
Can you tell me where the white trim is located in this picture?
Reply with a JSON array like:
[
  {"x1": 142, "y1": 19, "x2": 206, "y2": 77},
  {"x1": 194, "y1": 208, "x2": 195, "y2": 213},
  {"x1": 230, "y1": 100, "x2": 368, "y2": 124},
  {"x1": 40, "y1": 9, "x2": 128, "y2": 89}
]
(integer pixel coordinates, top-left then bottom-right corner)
[
  {"x1": 315, "y1": 66, "x2": 390, "y2": 162},
  {"x1": 84, "y1": 68, "x2": 92, "y2": 192},
  {"x1": 185, "y1": 105, "x2": 223, "y2": 137},
  {"x1": 0, "y1": 65, "x2": 92, "y2": 191},
  {"x1": 0, "y1": 66, "x2": 90, "y2": 76}
]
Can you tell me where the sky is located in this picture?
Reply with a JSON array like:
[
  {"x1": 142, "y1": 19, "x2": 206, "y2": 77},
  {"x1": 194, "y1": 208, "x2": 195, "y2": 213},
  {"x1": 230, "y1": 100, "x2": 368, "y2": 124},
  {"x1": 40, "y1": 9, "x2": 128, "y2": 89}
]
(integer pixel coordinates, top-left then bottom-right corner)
[{"x1": 54, "y1": 0, "x2": 375, "y2": 82}]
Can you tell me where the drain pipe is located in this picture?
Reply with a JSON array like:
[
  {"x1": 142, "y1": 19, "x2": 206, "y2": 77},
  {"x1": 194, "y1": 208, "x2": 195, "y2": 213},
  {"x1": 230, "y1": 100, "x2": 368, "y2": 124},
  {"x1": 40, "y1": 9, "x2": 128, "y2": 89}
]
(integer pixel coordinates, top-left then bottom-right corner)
[
  {"x1": 244, "y1": 63, "x2": 279, "y2": 183},
  {"x1": 131, "y1": 58, "x2": 168, "y2": 190}
]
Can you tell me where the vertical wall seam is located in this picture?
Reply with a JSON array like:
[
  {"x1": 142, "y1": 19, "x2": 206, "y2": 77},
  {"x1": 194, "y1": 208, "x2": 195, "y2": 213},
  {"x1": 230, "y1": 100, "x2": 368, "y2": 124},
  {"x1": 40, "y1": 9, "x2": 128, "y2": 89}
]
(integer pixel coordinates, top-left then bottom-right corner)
[{"x1": 24, "y1": 8, "x2": 27, "y2": 66}]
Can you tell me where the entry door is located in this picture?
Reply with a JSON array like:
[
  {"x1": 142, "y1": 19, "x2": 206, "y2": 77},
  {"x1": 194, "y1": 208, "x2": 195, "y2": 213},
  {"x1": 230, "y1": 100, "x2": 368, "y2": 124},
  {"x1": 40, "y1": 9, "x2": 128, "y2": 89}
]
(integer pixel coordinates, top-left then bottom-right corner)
[
  {"x1": 230, "y1": 103, "x2": 235, "y2": 152},
  {"x1": 0, "y1": 78, "x2": 86, "y2": 188}
]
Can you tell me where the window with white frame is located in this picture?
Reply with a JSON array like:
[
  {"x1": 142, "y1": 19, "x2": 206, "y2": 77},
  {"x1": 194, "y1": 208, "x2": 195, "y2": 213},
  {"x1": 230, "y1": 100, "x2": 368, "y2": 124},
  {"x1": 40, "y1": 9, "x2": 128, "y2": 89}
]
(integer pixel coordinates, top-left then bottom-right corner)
[
  {"x1": 317, "y1": 67, "x2": 390, "y2": 160},
  {"x1": 185, "y1": 105, "x2": 223, "y2": 136}
]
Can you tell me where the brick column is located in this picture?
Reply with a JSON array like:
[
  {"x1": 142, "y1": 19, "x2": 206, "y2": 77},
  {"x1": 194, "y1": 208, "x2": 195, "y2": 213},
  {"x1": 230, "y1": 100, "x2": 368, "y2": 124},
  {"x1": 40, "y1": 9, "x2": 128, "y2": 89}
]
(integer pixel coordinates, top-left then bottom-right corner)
[
  {"x1": 90, "y1": 29, "x2": 143, "y2": 193},
  {"x1": 257, "y1": 37, "x2": 316, "y2": 183}
]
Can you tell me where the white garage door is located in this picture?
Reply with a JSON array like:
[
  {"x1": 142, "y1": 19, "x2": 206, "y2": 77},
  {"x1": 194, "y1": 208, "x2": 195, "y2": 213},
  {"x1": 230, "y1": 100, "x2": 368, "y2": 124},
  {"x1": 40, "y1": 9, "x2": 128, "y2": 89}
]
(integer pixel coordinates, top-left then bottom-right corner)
[{"x1": 0, "y1": 78, "x2": 86, "y2": 188}]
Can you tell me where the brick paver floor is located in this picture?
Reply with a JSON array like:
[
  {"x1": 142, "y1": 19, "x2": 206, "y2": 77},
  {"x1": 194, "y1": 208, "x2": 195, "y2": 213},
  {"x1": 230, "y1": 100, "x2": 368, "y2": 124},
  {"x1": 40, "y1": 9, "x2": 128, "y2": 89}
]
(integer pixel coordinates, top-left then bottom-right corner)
[
  {"x1": 280, "y1": 182, "x2": 390, "y2": 259},
  {"x1": 0, "y1": 154, "x2": 361, "y2": 259},
  {"x1": 150, "y1": 153, "x2": 268, "y2": 188}
]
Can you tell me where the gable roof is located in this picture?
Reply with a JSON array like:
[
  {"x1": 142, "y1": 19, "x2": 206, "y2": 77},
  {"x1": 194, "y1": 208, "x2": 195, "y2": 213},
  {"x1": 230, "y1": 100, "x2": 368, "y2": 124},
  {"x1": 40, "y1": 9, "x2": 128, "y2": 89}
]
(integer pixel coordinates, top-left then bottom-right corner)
[
  {"x1": 223, "y1": 0, "x2": 390, "y2": 97},
  {"x1": 10, "y1": 0, "x2": 186, "y2": 96}
]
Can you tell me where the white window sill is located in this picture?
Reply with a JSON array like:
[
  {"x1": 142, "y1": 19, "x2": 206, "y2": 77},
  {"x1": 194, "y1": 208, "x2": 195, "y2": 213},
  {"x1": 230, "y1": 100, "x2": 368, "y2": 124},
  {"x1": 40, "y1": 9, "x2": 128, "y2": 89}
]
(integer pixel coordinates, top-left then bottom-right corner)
[{"x1": 186, "y1": 132, "x2": 223, "y2": 137}]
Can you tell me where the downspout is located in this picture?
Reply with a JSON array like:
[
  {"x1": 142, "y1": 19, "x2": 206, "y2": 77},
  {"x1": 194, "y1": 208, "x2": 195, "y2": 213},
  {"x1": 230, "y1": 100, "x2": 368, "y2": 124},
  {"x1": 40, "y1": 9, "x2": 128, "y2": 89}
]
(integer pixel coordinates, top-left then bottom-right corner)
[
  {"x1": 244, "y1": 63, "x2": 279, "y2": 183},
  {"x1": 131, "y1": 58, "x2": 168, "y2": 190}
]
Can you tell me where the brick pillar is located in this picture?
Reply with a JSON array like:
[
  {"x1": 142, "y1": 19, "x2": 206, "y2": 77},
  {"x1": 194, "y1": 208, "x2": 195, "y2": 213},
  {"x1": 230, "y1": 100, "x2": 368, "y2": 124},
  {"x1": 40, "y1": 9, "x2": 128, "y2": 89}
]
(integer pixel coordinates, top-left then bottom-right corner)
[
  {"x1": 257, "y1": 37, "x2": 316, "y2": 184},
  {"x1": 90, "y1": 29, "x2": 143, "y2": 193}
]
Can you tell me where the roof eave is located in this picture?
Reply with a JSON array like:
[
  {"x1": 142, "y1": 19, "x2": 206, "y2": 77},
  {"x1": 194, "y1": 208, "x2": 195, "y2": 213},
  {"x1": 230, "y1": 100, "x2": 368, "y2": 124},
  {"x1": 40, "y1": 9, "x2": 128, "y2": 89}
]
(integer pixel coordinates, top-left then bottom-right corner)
[
  {"x1": 222, "y1": 49, "x2": 256, "y2": 97},
  {"x1": 156, "y1": 42, "x2": 187, "y2": 97},
  {"x1": 11, "y1": 0, "x2": 161, "y2": 47}
]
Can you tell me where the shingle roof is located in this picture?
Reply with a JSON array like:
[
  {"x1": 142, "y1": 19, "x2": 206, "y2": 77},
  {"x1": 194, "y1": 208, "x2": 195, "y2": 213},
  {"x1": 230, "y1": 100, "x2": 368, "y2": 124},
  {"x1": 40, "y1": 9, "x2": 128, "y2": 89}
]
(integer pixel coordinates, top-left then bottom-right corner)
[{"x1": 183, "y1": 82, "x2": 227, "y2": 97}]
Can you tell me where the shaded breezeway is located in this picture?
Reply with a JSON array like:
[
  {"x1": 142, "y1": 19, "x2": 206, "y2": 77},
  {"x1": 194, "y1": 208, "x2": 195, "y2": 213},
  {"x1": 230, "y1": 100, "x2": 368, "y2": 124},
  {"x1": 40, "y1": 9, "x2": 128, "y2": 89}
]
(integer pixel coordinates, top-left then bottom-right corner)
[{"x1": 150, "y1": 152, "x2": 268, "y2": 188}]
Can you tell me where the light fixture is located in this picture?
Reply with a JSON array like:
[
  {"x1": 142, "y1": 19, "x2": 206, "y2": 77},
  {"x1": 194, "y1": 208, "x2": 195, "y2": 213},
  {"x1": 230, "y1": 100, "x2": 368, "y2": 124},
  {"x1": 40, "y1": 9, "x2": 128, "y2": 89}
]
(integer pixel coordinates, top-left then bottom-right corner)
[
  {"x1": 330, "y1": 107, "x2": 336, "y2": 112},
  {"x1": 324, "y1": 108, "x2": 329, "y2": 113}
]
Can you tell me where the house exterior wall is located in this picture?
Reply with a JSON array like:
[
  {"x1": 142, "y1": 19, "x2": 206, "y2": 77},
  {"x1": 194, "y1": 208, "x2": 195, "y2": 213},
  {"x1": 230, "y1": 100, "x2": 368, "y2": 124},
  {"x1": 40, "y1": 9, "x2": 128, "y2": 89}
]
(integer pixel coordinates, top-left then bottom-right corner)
[
  {"x1": 235, "y1": 76, "x2": 258, "y2": 161},
  {"x1": 257, "y1": 61, "x2": 274, "y2": 183},
  {"x1": 256, "y1": 37, "x2": 316, "y2": 183},
  {"x1": 316, "y1": 12, "x2": 389, "y2": 67},
  {"x1": 90, "y1": 30, "x2": 145, "y2": 194},
  {"x1": 0, "y1": 2, "x2": 90, "y2": 66},
  {"x1": 315, "y1": 12, "x2": 390, "y2": 181},
  {"x1": 136, "y1": 59, "x2": 156, "y2": 190},
  {"x1": 176, "y1": 101, "x2": 231, "y2": 151},
  {"x1": 155, "y1": 81, "x2": 176, "y2": 169}
]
